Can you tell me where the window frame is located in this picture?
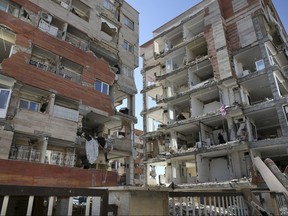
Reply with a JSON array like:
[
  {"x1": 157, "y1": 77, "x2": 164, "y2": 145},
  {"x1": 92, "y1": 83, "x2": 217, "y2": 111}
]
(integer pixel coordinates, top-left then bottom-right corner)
[
  {"x1": 124, "y1": 15, "x2": 134, "y2": 30},
  {"x1": 284, "y1": 104, "x2": 288, "y2": 124},
  {"x1": 122, "y1": 65, "x2": 133, "y2": 78},
  {"x1": 103, "y1": 0, "x2": 115, "y2": 13},
  {"x1": 123, "y1": 40, "x2": 134, "y2": 53},
  {"x1": 0, "y1": 88, "x2": 11, "y2": 118},
  {"x1": 19, "y1": 98, "x2": 40, "y2": 112},
  {"x1": 95, "y1": 80, "x2": 110, "y2": 95}
]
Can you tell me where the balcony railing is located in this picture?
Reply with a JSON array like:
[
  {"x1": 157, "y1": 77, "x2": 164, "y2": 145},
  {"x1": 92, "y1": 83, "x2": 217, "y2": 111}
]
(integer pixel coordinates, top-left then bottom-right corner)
[
  {"x1": 46, "y1": 150, "x2": 76, "y2": 167},
  {"x1": 65, "y1": 32, "x2": 89, "y2": 51},
  {"x1": 9, "y1": 146, "x2": 41, "y2": 162}
]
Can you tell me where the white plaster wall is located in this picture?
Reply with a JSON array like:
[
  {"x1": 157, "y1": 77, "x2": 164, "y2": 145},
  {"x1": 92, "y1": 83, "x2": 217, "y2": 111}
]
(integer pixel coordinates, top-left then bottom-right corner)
[
  {"x1": 109, "y1": 191, "x2": 130, "y2": 215},
  {"x1": 196, "y1": 155, "x2": 210, "y2": 182},
  {"x1": 231, "y1": 151, "x2": 242, "y2": 179},
  {"x1": 189, "y1": 71, "x2": 201, "y2": 86},
  {"x1": 210, "y1": 157, "x2": 230, "y2": 181},
  {"x1": 191, "y1": 97, "x2": 203, "y2": 117},
  {"x1": 203, "y1": 101, "x2": 220, "y2": 114}
]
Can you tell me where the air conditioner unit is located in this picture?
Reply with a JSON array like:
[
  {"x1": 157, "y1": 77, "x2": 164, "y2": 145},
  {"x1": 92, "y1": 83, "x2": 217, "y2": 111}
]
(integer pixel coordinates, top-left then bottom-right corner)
[{"x1": 40, "y1": 11, "x2": 52, "y2": 23}]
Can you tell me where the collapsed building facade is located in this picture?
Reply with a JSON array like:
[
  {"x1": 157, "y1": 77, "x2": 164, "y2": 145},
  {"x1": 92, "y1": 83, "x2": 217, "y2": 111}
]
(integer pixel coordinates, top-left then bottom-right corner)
[
  {"x1": 140, "y1": 0, "x2": 288, "y2": 186},
  {"x1": 0, "y1": 0, "x2": 139, "y2": 187}
]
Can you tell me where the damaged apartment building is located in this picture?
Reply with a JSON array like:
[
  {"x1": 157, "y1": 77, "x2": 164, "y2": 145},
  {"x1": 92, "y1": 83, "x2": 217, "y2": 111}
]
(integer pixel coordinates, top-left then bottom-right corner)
[
  {"x1": 140, "y1": 0, "x2": 288, "y2": 186},
  {"x1": 0, "y1": 0, "x2": 139, "y2": 187}
]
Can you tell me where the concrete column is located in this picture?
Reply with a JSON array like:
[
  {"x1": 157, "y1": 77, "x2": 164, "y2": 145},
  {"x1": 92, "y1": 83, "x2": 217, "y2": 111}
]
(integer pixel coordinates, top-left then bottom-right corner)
[
  {"x1": 47, "y1": 93, "x2": 55, "y2": 115},
  {"x1": 40, "y1": 136, "x2": 48, "y2": 163},
  {"x1": 170, "y1": 130, "x2": 178, "y2": 150},
  {"x1": 91, "y1": 197, "x2": 101, "y2": 216},
  {"x1": 126, "y1": 156, "x2": 134, "y2": 185}
]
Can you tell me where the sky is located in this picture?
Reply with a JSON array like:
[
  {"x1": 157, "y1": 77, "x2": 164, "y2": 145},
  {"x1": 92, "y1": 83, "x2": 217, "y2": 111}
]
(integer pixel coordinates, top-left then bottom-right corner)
[{"x1": 125, "y1": 0, "x2": 288, "y2": 130}]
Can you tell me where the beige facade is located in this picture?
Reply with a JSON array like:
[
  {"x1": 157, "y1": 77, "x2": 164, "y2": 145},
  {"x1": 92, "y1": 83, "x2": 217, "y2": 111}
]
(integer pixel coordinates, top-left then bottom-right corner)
[{"x1": 0, "y1": 0, "x2": 139, "y2": 186}]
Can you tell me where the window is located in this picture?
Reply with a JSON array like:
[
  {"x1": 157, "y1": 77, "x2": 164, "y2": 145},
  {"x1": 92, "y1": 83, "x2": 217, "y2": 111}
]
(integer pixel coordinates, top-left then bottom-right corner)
[
  {"x1": 103, "y1": 0, "x2": 115, "y2": 13},
  {"x1": 284, "y1": 105, "x2": 288, "y2": 123},
  {"x1": 95, "y1": 80, "x2": 109, "y2": 95},
  {"x1": 255, "y1": 59, "x2": 265, "y2": 71},
  {"x1": 123, "y1": 40, "x2": 134, "y2": 53},
  {"x1": 124, "y1": 16, "x2": 134, "y2": 30},
  {"x1": 122, "y1": 65, "x2": 133, "y2": 77},
  {"x1": 19, "y1": 99, "x2": 40, "y2": 112},
  {"x1": 0, "y1": 0, "x2": 9, "y2": 12},
  {"x1": 0, "y1": 89, "x2": 11, "y2": 118}
]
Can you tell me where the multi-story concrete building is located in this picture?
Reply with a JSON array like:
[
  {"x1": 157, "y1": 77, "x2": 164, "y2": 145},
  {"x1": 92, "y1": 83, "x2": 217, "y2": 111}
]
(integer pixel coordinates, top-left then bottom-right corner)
[
  {"x1": 140, "y1": 0, "x2": 288, "y2": 187},
  {"x1": 0, "y1": 0, "x2": 139, "y2": 187}
]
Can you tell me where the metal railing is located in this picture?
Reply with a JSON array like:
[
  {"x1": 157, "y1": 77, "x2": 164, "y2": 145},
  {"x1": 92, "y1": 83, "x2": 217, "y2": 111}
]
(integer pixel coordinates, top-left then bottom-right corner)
[
  {"x1": 9, "y1": 146, "x2": 41, "y2": 162},
  {"x1": 169, "y1": 191, "x2": 249, "y2": 216},
  {"x1": 0, "y1": 185, "x2": 110, "y2": 216}
]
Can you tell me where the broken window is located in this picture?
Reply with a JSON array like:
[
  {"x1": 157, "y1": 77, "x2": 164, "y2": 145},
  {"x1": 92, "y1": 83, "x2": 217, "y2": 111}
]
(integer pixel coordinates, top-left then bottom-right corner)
[
  {"x1": 66, "y1": 25, "x2": 89, "y2": 50},
  {"x1": 274, "y1": 71, "x2": 288, "y2": 97},
  {"x1": 95, "y1": 80, "x2": 110, "y2": 95},
  {"x1": 123, "y1": 40, "x2": 134, "y2": 53},
  {"x1": 101, "y1": 17, "x2": 117, "y2": 38},
  {"x1": 0, "y1": 88, "x2": 11, "y2": 118},
  {"x1": 0, "y1": 0, "x2": 19, "y2": 16},
  {"x1": 0, "y1": 26, "x2": 16, "y2": 63},
  {"x1": 71, "y1": 0, "x2": 90, "y2": 22},
  {"x1": 58, "y1": 58, "x2": 83, "y2": 83},
  {"x1": 123, "y1": 15, "x2": 134, "y2": 31},
  {"x1": 284, "y1": 105, "x2": 288, "y2": 124}
]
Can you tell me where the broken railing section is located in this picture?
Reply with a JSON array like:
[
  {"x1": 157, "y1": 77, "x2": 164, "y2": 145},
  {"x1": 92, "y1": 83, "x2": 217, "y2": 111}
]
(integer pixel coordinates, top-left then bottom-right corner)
[{"x1": 168, "y1": 190, "x2": 288, "y2": 216}]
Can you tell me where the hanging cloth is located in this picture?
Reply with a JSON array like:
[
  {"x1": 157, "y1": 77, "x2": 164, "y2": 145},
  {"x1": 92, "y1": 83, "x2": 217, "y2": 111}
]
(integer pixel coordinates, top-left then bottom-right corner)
[{"x1": 85, "y1": 137, "x2": 99, "y2": 164}]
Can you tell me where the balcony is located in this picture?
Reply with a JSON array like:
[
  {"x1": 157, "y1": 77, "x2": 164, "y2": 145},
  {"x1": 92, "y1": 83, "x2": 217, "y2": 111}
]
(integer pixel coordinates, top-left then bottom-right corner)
[
  {"x1": 46, "y1": 150, "x2": 76, "y2": 167},
  {"x1": 0, "y1": 159, "x2": 117, "y2": 187},
  {"x1": 9, "y1": 146, "x2": 41, "y2": 162},
  {"x1": 111, "y1": 137, "x2": 132, "y2": 152},
  {"x1": 12, "y1": 109, "x2": 78, "y2": 142}
]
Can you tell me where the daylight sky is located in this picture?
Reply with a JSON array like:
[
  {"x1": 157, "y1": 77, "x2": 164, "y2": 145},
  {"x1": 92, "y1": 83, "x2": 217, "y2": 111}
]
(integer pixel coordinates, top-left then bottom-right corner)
[{"x1": 125, "y1": 0, "x2": 288, "y2": 130}]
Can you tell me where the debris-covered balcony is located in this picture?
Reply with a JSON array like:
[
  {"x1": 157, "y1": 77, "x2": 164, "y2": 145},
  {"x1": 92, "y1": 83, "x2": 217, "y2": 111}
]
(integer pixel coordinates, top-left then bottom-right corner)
[
  {"x1": 153, "y1": 25, "x2": 184, "y2": 57},
  {"x1": 185, "y1": 36, "x2": 207, "y2": 64},
  {"x1": 100, "y1": 16, "x2": 118, "y2": 43},
  {"x1": 164, "y1": 47, "x2": 186, "y2": 73},
  {"x1": 65, "y1": 25, "x2": 90, "y2": 51},
  {"x1": 161, "y1": 68, "x2": 189, "y2": 99},
  {"x1": 190, "y1": 86, "x2": 220, "y2": 118},
  {"x1": 70, "y1": 0, "x2": 90, "y2": 22},
  {"x1": 234, "y1": 45, "x2": 266, "y2": 78},
  {"x1": 183, "y1": 12, "x2": 204, "y2": 41},
  {"x1": 58, "y1": 57, "x2": 83, "y2": 83},
  {"x1": 245, "y1": 106, "x2": 281, "y2": 140},
  {"x1": 168, "y1": 96, "x2": 191, "y2": 124},
  {"x1": 240, "y1": 73, "x2": 273, "y2": 105},
  {"x1": 196, "y1": 147, "x2": 251, "y2": 182},
  {"x1": 188, "y1": 58, "x2": 214, "y2": 89}
]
